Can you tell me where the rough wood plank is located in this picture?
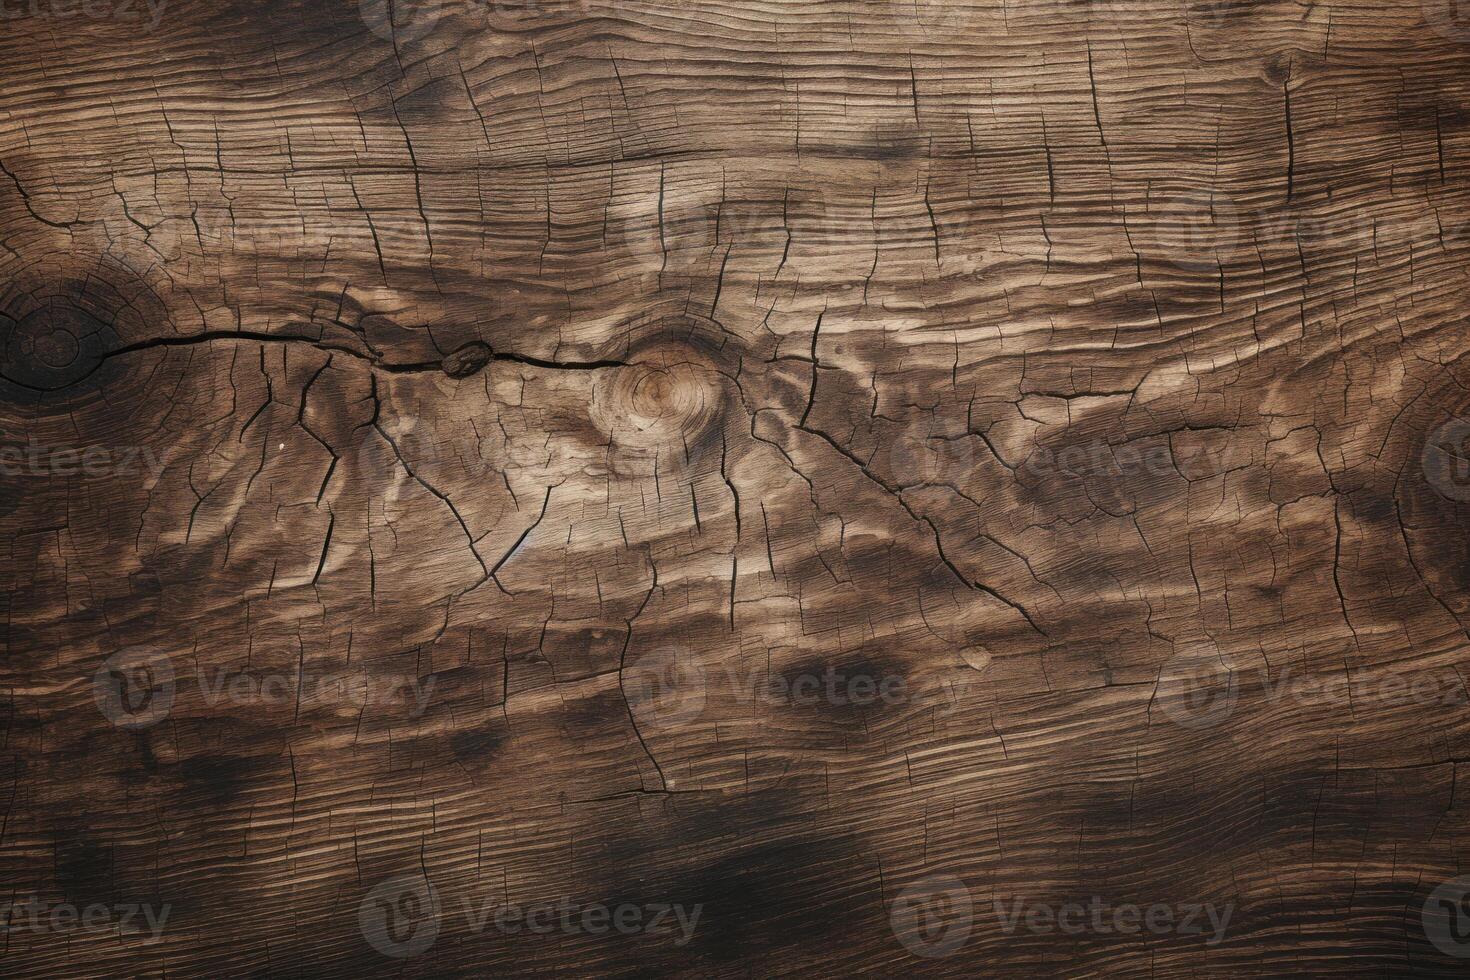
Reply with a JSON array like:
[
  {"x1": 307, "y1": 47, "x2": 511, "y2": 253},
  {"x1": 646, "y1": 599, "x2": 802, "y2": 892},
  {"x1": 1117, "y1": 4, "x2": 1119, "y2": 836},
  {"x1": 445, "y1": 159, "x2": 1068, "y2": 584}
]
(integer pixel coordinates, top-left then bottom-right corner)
[{"x1": 3, "y1": 0, "x2": 1470, "y2": 974}]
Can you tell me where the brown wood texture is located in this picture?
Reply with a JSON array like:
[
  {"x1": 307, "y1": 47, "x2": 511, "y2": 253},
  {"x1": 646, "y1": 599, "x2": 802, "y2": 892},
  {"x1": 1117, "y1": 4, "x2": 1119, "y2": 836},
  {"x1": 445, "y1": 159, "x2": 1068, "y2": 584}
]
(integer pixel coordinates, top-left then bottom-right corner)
[{"x1": 4, "y1": 0, "x2": 1470, "y2": 975}]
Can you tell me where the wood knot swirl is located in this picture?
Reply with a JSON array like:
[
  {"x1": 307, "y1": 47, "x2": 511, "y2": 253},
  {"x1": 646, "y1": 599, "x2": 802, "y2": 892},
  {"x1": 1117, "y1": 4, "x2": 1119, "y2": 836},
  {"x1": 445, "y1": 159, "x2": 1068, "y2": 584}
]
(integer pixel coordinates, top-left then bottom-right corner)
[
  {"x1": 0, "y1": 265, "x2": 166, "y2": 401},
  {"x1": 1, "y1": 304, "x2": 116, "y2": 392},
  {"x1": 590, "y1": 342, "x2": 726, "y2": 462}
]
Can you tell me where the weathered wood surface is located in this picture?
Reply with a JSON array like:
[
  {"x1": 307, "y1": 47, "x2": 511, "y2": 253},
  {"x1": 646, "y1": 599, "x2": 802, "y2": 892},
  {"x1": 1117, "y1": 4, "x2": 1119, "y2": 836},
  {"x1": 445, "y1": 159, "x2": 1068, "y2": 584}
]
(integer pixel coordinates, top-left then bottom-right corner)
[{"x1": 3, "y1": 0, "x2": 1470, "y2": 974}]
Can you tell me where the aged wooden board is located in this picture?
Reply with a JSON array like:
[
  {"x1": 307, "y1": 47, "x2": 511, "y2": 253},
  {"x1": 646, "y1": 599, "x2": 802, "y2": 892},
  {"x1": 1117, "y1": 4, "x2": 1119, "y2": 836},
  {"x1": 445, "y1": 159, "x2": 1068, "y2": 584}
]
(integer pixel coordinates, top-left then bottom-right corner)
[{"x1": 3, "y1": 0, "x2": 1470, "y2": 974}]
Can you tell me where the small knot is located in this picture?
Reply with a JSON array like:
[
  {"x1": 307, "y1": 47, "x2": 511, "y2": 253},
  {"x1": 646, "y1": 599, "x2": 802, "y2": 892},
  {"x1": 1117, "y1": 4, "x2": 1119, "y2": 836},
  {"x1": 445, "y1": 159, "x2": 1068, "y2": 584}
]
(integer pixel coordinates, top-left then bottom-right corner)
[
  {"x1": 590, "y1": 343, "x2": 725, "y2": 461},
  {"x1": 2, "y1": 305, "x2": 114, "y2": 392},
  {"x1": 441, "y1": 341, "x2": 493, "y2": 379}
]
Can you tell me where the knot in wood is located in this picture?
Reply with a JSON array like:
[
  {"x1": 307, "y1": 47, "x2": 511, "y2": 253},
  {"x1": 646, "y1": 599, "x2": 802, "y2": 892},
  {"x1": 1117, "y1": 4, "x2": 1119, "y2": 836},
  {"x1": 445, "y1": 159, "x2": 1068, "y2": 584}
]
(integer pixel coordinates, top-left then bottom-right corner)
[{"x1": 590, "y1": 343, "x2": 724, "y2": 460}]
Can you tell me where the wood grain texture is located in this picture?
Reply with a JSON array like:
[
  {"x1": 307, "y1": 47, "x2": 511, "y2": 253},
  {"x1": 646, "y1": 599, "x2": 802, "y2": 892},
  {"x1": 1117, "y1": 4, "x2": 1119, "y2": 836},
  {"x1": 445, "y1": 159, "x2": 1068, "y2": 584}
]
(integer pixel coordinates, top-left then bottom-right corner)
[{"x1": 3, "y1": 0, "x2": 1470, "y2": 975}]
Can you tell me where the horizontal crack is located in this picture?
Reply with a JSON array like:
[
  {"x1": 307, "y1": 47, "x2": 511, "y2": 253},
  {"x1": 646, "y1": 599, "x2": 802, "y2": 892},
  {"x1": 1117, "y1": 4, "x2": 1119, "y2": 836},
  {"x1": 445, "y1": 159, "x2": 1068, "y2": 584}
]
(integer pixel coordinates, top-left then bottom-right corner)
[{"x1": 92, "y1": 330, "x2": 630, "y2": 378}]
